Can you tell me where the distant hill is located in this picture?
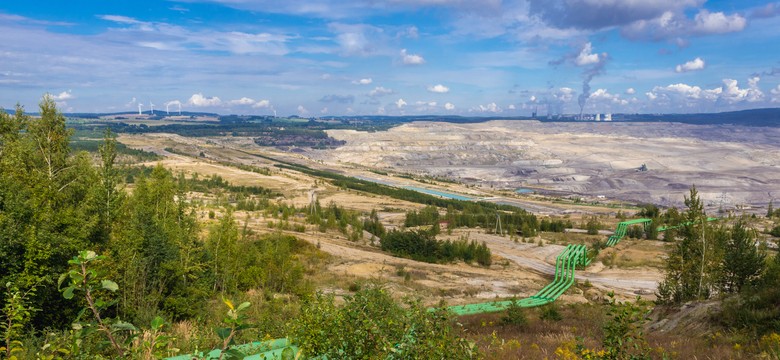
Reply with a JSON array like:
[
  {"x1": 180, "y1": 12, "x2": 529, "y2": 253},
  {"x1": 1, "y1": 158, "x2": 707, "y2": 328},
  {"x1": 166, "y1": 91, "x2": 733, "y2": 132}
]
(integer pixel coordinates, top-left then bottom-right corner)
[
  {"x1": 4, "y1": 107, "x2": 779, "y2": 127},
  {"x1": 620, "y1": 108, "x2": 780, "y2": 127}
]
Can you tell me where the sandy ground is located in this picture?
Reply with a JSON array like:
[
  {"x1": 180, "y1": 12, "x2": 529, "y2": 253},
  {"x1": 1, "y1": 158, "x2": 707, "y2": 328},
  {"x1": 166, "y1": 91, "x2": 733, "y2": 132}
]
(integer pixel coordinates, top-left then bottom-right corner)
[
  {"x1": 322, "y1": 121, "x2": 780, "y2": 212},
  {"x1": 118, "y1": 131, "x2": 664, "y2": 306}
]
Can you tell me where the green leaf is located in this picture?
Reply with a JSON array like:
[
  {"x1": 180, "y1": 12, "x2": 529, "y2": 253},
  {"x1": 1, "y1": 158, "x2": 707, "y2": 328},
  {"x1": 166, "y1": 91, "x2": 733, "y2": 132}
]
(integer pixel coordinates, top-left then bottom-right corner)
[
  {"x1": 151, "y1": 316, "x2": 165, "y2": 330},
  {"x1": 81, "y1": 250, "x2": 97, "y2": 261},
  {"x1": 57, "y1": 273, "x2": 69, "y2": 288},
  {"x1": 101, "y1": 280, "x2": 119, "y2": 292},
  {"x1": 236, "y1": 301, "x2": 251, "y2": 312},
  {"x1": 62, "y1": 287, "x2": 75, "y2": 300},
  {"x1": 111, "y1": 321, "x2": 137, "y2": 332},
  {"x1": 215, "y1": 327, "x2": 231, "y2": 340}
]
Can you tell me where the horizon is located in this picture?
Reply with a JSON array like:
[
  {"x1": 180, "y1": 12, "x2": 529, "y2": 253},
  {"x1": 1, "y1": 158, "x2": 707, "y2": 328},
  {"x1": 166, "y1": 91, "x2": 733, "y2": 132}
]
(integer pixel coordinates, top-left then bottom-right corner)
[{"x1": 2, "y1": 1, "x2": 780, "y2": 116}]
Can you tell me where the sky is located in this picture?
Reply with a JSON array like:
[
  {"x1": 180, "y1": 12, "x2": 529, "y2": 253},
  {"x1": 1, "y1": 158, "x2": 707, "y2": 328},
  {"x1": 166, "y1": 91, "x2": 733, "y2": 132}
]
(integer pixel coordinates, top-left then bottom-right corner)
[{"x1": 1, "y1": 0, "x2": 780, "y2": 116}]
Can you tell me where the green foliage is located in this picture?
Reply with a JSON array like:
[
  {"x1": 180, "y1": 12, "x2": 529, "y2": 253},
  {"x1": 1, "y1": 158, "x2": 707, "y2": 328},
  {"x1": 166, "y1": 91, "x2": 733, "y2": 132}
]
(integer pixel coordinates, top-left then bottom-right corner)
[
  {"x1": 657, "y1": 186, "x2": 722, "y2": 303},
  {"x1": 363, "y1": 209, "x2": 386, "y2": 238},
  {"x1": 719, "y1": 221, "x2": 766, "y2": 294},
  {"x1": 500, "y1": 300, "x2": 528, "y2": 328},
  {"x1": 577, "y1": 293, "x2": 652, "y2": 360},
  {"x1": 770, "y1": 225, "x2": 780, "y2": 237},
  {"x1": 0, "y1": 282, "x2": 38, "y2": 359},
  {"x1": 58, "y1": 250, "x2": 134, "y2": 357},
  {"x1": 718, "y1": 254, "x2": 780, "y2": 335},
  {"x1": 380, "y1": 230, "x2": 492, "y2": 266},
  {"x1": 69, "y1": 138, "x2": 161, "y2": 162},
  {"x1": 586, "y1": 216, "x2": 602, "y2": 235},
  {"x1": 0, "y1": 97, "x2": 104, "y2": 328},
  {"x1": 291, "y1": 285, "x2": 477, "y2": 359},
  {"x1": 540, "y1": 304, "x2": 563, "y2": 322},
  {"x1": 216, "y1": 298, "x2": 253, "y2": 360}
]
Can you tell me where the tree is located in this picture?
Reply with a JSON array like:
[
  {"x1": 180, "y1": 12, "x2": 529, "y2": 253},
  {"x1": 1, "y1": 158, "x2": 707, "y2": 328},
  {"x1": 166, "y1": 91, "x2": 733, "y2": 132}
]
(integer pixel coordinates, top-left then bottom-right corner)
[
  {"x1": 719, "y1": 221, "x2": 766, "y2": 293},
  {"x1": 768, "y1": 200, "x2": 775, "y2": 218},
  {"x1": 0, "y1": 97, "x2": 102, "y2": 328},
  {"x1": 94, "y1": 128, "x2": 124, "y2": 242},
  {"x1": 208, "y1": 209, "x2": 239, "y2": 294},
  {"x1": 657, "y1": 186, "x2": 722, "y2": 303}
]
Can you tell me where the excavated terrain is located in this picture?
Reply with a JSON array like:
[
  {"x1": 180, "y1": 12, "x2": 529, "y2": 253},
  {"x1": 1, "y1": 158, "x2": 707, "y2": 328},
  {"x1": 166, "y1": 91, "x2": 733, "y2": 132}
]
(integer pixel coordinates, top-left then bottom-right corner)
[{"x1": 321, "y1": 120, "x2": 780, "y2": 210}]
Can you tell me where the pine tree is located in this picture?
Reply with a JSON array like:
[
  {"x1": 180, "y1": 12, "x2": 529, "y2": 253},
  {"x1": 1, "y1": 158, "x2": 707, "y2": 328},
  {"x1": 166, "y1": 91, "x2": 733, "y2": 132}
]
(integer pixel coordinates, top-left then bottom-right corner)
[{"x1": 720, "y1": 221, "x2": 766, "y2": 293}]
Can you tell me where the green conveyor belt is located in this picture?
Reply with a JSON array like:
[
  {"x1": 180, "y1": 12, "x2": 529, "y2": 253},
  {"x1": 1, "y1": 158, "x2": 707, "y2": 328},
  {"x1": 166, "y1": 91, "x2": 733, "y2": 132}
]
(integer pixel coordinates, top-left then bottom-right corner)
[{"x1": 168, "y1": 217, "x2": 719, "y2": 359}]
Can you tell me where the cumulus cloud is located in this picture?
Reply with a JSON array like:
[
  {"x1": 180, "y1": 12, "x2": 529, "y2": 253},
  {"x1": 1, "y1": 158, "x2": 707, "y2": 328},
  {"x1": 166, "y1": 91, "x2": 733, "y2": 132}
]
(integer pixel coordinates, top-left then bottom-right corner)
[
  {"x1": 588, "y1": 88, "x2": 629, "y2": 106},
  {"x1": 475, "y1": 102, "x2": 501, "y2": 113},
  {"x1": 188, "y1": 93, "x2": 222, "y2": 107},
  {"x1": 49, "y1": 90, "x2": 74, "y2": 101},
  {"x1": 395, "y1": 98, "x2": 407, "y2": 108},
  {"x1": 368, "y1": 86, "x2": 394, "y2": 97},
  {"x1": 645, "y1": 77, "x2": 765, "y2": 108},
  {"x1": 352, "y1": 78, "x2": 372, "y2": 85},
  {"x1": 626, "y1": 88, "x2": 636, "y2": 95},
  {"x1": 528, "y1": 0, "x2": 701, "y2": 30},
  {"x1": 692, "y1": 10, "x2": 747, "y2": 34},
  {"x1": 253, "y1": 99, "x2": 271, "y2": 108},
  {"x1": 720, "y1": 77, "x2": 763, "y2": 103},
  {"x1": 228, "y1": 97, "x2": 256, "y2": 106},
  {"x1": 771, "y1": 85, "x2": 780, "y2": 103},
  {"x1": 575, "y1": 43, "x2": 601, "y2": 66},
  {"x1": 400, "y1": 49, "x2": 425, "y2": 65},
  {"x1": 319, "y1": 94, "x2": 355, "y2": 104},
  {"x1": 676, "y1": 57, "x2": 706, "y2": 73},
  {"x1": 622, "y1": 9, "x2": 746, "y2": 41},
  {"x1": 444, "y1": 102, "x2": 455, "y2": 110},
  {"x1": 427, "y1": 84, "x2": 450, "y2": 93},
  {"x1": 297, "y1": 105, "x2": 308, "y2": 115}
]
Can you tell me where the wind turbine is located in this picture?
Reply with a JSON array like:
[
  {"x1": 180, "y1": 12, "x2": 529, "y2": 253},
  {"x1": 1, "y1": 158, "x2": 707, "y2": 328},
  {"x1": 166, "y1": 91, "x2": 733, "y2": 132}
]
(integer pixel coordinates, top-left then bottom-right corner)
[
  {"x1": 165, "y1": 103, "x2": 170, "y2": 115},
  {"x1": 138, "y1": 103, "x2": 144, "y2": 115},
  {"x1": 149, "y1": 101, "x2": 155, "y2": 115},
  {"x1": 178, "y1": 102, "x2": 182, "y2": 115}
]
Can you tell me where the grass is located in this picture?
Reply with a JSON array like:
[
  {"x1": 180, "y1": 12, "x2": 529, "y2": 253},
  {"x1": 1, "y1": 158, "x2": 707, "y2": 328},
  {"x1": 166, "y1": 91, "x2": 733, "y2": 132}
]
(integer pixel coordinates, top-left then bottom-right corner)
[{"x1": 458, "y1": 302, "x2": 743, "y2": 360}]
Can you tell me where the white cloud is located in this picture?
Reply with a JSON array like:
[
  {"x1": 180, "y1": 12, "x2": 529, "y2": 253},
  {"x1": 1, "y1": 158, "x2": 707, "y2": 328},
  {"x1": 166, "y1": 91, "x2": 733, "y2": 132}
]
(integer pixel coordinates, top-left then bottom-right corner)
[
  {"x1": 400, "y1": 49, "x2": 425, "y2": 65},
  {"x1": 321, "y1": 107, "x2": 328, "y2": 114},
  {"x1": 444, "y1": 102, "x2": 455, "y2": 110},
  {"x1": 369, "y1": 86, "x2": 394, "y2": 97},
  {"x1": 353, "y1": 78, "x2": 373, "y2": 85},
  {"x1": 507, "y1": 104, "x2": 516, "y2": 110},
  {"x1": 721, "y1": 77, "x2": 763, "y2": 103},
  {"x1": 253, "y1": 99, "x2": 271, "y2": 108},
  {"x1": 229, "y1": 97, "x2": 256, "y2": 106},
  {"x1": 555, "y1": 87, "x2": 575, "y2": 102},
  {"x1": 692, "y1": 10, "x2": 747, "y2": 35},
  {"x1": 575, "y1": 42, "x2": 601, "y2": 66},
  {"x1": 297, "y1": 105, "x2": 309, "y2": 115},
  {"x1": 427, "y1": 84, "x2": 450, "y2": 93},
  {"x1": 771, "y1": 85, "x2": 780, "y2": 103},
  {"x1": 188, "y1": 93, "x2": 222, "y2": 107},
  {"x1": 329, "y1": 23, "x2": 381, "y2": 56},
  {"x1": 395, "y1": 98, "x2": 407, "y2": 108},
  {"x1": 626, "y1": 88, "x2": 636, "y2": 95},
  {"x1": 98, "y1": 15, "x2": 142, "y2": 25},
  {"x1": 50, "y1": 90, "x2": 74, "y2": 101},
  {"x1": 675, "y1": 57, "x2": 705, "y2": 73},
  {"x1": 588, "y1": 88, "x2": 629, "y2": 106},
  {"x1": 476, "y1": 102, "x2": 501, "y2": 113},
  {"x1": 648, "y1": 83, "x2": 721, "y2": 101}
]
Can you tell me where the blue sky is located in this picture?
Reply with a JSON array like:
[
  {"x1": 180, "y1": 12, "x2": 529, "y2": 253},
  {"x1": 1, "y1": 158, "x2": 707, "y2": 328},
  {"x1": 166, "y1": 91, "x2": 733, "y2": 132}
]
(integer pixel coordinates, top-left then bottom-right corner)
[{"x1": 1, "y1": 0, "x2": 780, "y2": 116}]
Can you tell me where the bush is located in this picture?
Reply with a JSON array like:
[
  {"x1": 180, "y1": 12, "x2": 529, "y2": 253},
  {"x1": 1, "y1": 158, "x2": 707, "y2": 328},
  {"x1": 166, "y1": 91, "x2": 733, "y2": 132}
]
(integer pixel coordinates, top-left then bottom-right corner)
[
  {"x1": 540, "y1": 304, "x2": 563, "y2": 322},
  {"x1": 291, "y1": 285, "x2": 477, "y2": 358},
  {"x1": 500, "y1": 300, "x2": 528, "y2": 328}
]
